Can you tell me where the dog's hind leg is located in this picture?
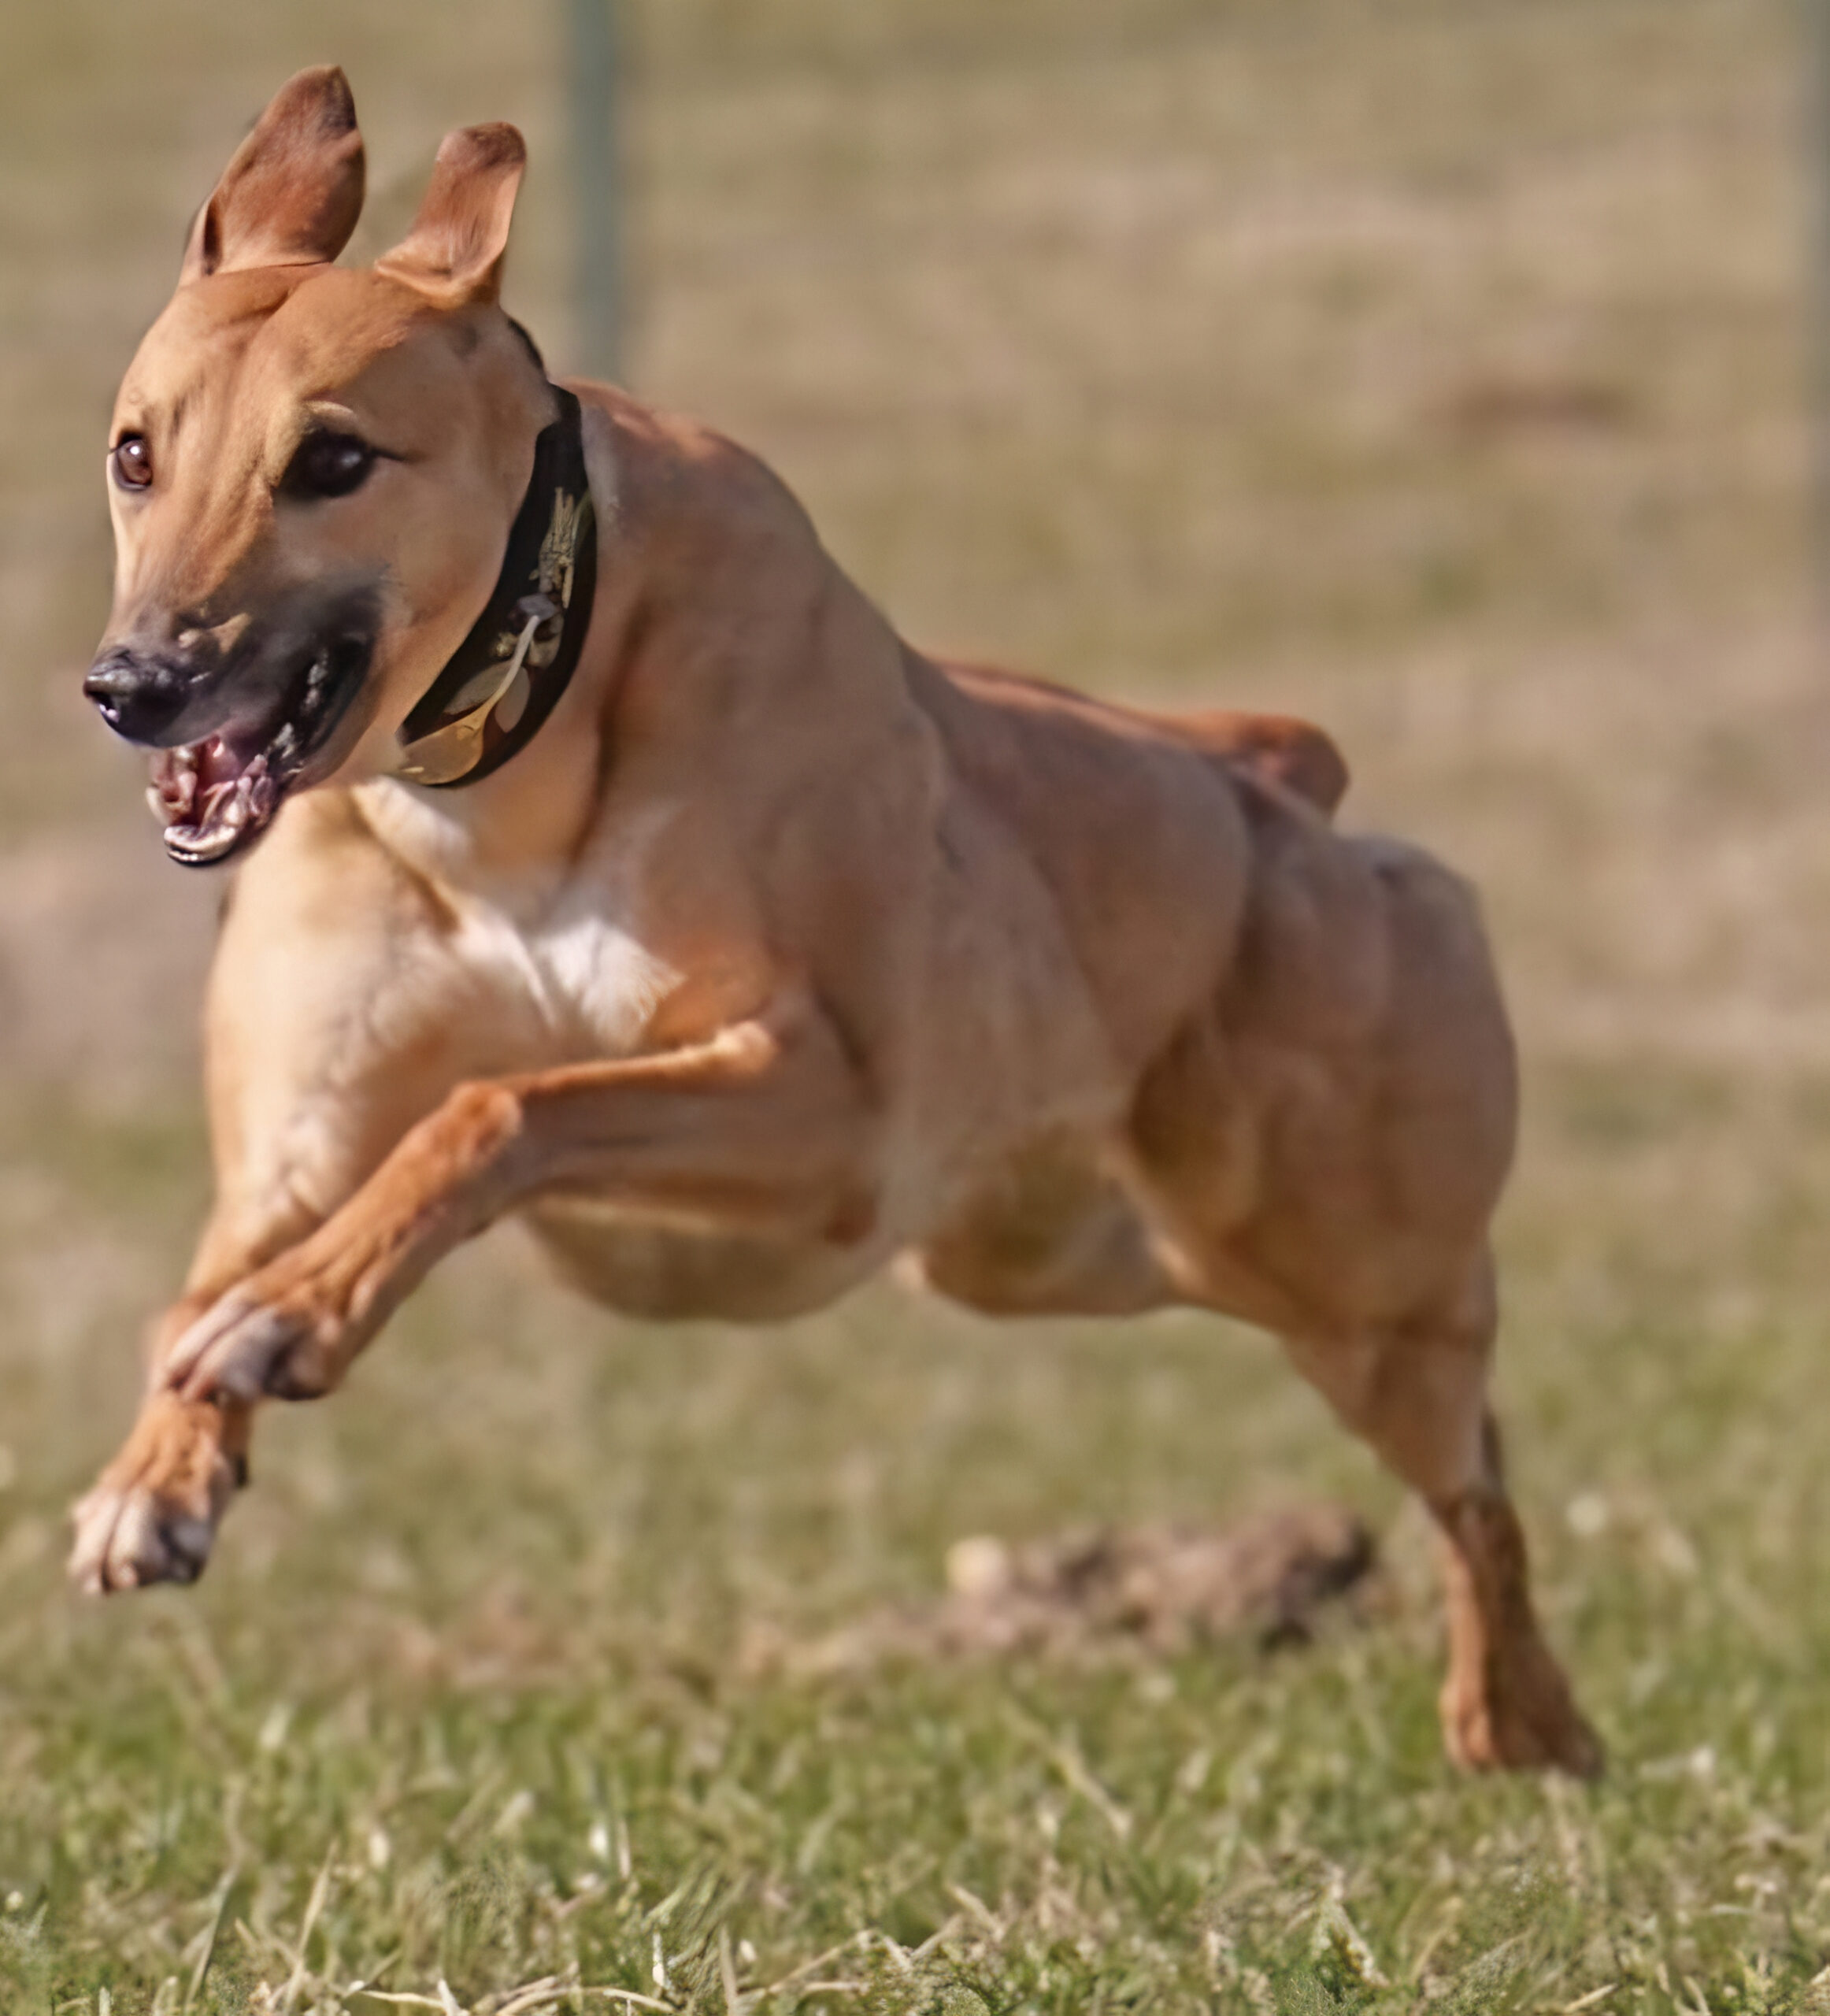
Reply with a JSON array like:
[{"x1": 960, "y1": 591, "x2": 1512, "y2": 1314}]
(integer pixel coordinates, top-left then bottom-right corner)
[{"x1": 1280, "y1": 1259, "x2": 1601, "y2": 1777}]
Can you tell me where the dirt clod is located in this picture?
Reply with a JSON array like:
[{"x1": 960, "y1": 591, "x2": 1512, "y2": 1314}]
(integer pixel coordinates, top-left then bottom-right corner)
[{"x1": 753, "y1": 1503, "x2": 1376, "y2": 1678}]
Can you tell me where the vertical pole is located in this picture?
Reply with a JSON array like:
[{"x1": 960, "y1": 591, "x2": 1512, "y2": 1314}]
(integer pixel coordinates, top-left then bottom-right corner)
[
  {"x1": 569, "y1": 0, "x2": 620, "y2": 381},
  {"x1": 1807, "y1": 0, "x2": 1830, "y2": 613}
]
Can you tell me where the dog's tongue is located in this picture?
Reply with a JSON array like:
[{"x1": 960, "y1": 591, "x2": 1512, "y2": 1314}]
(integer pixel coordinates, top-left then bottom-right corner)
[{"x1": 147, "y1": 736, "x2": 277, "y2": 865}]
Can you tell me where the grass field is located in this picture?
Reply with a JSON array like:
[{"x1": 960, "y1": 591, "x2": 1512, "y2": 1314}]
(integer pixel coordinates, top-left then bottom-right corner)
[{"x1": 2, "y1": 0, "x2": 1828, "y2": 2007}]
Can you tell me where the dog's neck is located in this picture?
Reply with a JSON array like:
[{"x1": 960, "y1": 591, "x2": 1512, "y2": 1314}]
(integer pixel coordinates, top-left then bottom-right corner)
[
  {"x1": 354, "y1": 398, "x2": 628, "y2": 899},
  {"x1": 350, "y1": 383, "x2": 903, "y2": 910},
  {"x1": 356, "y1": 665, "x2": 613, "y2": 906},
  {"x1": 394, "y1": 383, "x2": 598, "y2": 790}
]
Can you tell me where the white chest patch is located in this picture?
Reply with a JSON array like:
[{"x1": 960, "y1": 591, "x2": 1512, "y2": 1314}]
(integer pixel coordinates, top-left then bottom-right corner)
[
  {"x1": 499, "y1": 887, "x2": 677, "y2": 1057},
  {"x1": 358, "y1": 780, "x2": 682, "y2": 1062}
]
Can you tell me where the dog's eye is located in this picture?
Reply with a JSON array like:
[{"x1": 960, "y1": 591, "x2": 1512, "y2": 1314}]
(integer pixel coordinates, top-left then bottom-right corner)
[
  {"x1": 110, "y1": 433, "x2": 153, "y2": 491},
  {"x1": 283, "y1": 431, "x2": 376, "y2": 501}
]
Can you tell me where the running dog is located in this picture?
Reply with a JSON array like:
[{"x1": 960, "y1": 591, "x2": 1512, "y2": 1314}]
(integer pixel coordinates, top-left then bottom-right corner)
[{"x1": 68, "y1": 68, "x2": 1598, "y2": 1776}]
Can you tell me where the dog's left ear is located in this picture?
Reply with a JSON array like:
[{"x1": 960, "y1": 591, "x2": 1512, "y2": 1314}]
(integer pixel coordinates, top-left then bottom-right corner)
[
  {"x1": 375, "y1": 124, "x2": 526, "y2": 306},
  {"x1": 182, "y1": 66, "x2": 366, "y2": 283}
]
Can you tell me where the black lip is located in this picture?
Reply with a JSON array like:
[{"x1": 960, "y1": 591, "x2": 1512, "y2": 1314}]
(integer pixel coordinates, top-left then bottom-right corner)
[
  {"x1": 276, "y1": 628, "x2": 374, "y2": 779},
  {"x1": 92, "y1": 576, "x2": 383, "y2": 748}
]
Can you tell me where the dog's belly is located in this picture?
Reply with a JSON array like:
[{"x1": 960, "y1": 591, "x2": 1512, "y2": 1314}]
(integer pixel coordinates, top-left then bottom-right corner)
[
  {"x1": 519, "y1": 1195, "x2": 884, "y2": 1321},
  {"x1": 910, "y1": 1130, "x2": 1177, "y2": 1318}
]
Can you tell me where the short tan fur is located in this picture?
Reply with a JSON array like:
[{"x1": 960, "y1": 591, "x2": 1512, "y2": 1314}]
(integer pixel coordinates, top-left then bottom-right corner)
[{"x1": 71, "y1": 68, "x2": 1597, "y2": 1777}]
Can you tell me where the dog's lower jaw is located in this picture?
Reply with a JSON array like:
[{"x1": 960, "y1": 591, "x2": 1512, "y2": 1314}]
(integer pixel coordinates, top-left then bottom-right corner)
[
  {"x1": 150, "y1": 743, "x2": 277, "y2": 865},
  {"x1": 146, "y1": 628, "x2": 376, "y2": 868}
]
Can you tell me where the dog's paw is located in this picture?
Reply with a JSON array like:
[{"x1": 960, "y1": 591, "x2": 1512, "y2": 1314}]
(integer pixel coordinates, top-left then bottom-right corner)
[
  {"x1": 163, "y1": 1273, "x2": 346, "y2": 1405},
  {"x1": 1441, "y1": 1661, "x2": 1605, "y2": 1781},
  {"x1": 69, "y1": 1393, "x2": 245, "y2": 1594},
  {"x1": 70, "y1": 1480, "x2": 215, "y2": 1592}
]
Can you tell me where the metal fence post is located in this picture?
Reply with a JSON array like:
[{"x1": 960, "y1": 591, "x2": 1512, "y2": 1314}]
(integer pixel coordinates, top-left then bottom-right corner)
[
  {"x1": 568, "y1": 0, "x2": 621, "y2": 382},
  {"x1": 1806, "y1": 0, "x2": 1830, "y2": 608}
]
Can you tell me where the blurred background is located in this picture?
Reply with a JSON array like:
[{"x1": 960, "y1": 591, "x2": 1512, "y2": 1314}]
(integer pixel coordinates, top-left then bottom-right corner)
[{"x1": 3, "y1": 0, "x2": 1830, "y2": 2005}]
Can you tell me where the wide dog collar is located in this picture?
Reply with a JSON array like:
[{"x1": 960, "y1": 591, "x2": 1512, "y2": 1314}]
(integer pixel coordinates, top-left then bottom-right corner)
[{"x1": 395, "y1": 384, "x2": 597, "y2": 788}]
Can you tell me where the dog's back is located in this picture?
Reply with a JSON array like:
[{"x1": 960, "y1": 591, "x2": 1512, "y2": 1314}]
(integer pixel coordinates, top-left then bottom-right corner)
[{"x1": 939, "y1": 660, "x2": 1348, "y2": 816}]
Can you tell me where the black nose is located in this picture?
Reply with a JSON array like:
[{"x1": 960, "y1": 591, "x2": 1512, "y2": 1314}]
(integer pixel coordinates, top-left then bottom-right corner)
[{"x1": 83, "y1": 650, "x2": 191, "y2": 745}]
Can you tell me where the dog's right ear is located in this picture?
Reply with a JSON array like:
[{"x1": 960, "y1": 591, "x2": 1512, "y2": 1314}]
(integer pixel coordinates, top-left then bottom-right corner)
[
  {"x1": 181, "y1": 67, "x2": 365, "y2": 284},
  {"x1": 374, "y1": 124, "x2": 527, "y2": 306}
]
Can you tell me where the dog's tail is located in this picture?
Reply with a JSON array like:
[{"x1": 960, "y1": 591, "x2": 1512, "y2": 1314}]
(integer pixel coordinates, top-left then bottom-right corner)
[{"x1": 1169, "y1": 710, "x2": 1350, "y2": 817}]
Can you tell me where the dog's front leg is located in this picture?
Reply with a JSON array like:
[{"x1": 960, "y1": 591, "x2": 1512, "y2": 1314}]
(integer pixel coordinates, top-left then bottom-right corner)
[
  {"x1": 69, "y1": 1289, "x2": 266, "y2": 1594},
  {"x1": 69, "y1": 1191, "x2": 341, "y2": 1592},
  {"x1": 69, "y1": 1399, "x2": 250, "y2": 1592},
  {"x1": 71, "y1": 800, "x2": 579, "y2": 1592},
  {"x1": 160, "y1": 1006, "x2": 874, "y2": 1410}
]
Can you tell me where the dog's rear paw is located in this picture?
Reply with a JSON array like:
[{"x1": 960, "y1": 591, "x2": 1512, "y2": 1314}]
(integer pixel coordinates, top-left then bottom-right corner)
[
  {"x1": 69, "y1": 1393, "x2": 245, "y2": 1595},
  {"x1": 1441, "y1": 1660, "x2": 1604, "y2": 1780}
]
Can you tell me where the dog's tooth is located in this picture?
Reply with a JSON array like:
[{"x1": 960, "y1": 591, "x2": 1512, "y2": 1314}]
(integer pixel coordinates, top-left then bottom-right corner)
[{"x1": 150, "y1": 763, "x2": 195, "y2": 820}]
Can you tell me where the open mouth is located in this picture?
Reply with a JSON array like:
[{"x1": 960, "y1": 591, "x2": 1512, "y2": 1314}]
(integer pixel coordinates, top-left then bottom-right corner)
[{"x1": 146, "y1": 632, "x2": 372, "y2": 867}]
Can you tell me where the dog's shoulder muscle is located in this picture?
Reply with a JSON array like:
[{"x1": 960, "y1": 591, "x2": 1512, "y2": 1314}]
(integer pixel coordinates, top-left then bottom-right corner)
[{"x1": 203, "y1": 790, "x2": 531, "y2": 1235}]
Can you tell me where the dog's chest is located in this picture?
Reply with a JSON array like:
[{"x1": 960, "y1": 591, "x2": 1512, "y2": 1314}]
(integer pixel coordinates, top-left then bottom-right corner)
[
  {"x1": 451, "y1": 884, "x2": 676, "y2": 1059},
  {"x1": 361, "y1": 781, "x2": 681, "y2": 1060}
]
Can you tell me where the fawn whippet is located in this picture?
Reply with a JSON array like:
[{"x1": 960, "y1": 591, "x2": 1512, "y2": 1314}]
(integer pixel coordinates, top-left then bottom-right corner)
[{"x1": 68, "y1": 67, "x2": 1598, "y2": 1775}]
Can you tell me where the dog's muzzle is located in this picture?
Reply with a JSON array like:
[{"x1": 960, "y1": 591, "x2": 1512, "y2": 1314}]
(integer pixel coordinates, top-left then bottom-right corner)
[
  {"x1": 83, "y1": 650, "x2": 199, "y2": 747},
  {"x1": 86, "y1": 584, "x2": 380, "y2": 867}
]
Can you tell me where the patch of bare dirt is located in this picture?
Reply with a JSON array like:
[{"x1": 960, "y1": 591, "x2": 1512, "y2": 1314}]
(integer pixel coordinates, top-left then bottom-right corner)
[{"x1": 746, "y1": 1503, "x2": 1376, "y2": 1677}]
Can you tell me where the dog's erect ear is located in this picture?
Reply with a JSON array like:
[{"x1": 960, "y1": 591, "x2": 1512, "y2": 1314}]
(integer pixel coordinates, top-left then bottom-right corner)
[
  {"x1": 374, "y1": 124, "x2": 526, "y2": 306},
  {"x1": 181, "y1": 67, "x2": 365, "y2": 284}
]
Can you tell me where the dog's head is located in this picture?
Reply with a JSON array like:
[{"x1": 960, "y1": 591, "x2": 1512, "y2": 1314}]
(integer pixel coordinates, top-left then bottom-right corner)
[{"x1": 87, "y1": 66, "x2": 557, "y2": 864}]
